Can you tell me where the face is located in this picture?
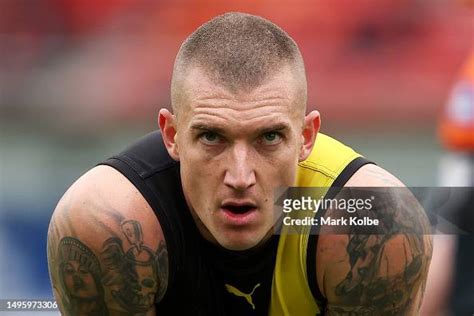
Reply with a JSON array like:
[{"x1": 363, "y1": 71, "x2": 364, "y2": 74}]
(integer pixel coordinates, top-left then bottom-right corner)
[
  {"x1": 160, "y1": 65, "x2": 319, "y2": 250},
  {"x1": 62, "y1": 260, "x2": 99, "y2": 299}
]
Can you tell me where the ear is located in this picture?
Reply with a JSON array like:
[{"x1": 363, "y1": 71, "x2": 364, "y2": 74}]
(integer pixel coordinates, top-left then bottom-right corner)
[
  {"x1": 158, "y1": 108, "x2": 180, "y2": 161},
  {"x1": 299, "y1": 110, "x2": 320, "y2": 161}
]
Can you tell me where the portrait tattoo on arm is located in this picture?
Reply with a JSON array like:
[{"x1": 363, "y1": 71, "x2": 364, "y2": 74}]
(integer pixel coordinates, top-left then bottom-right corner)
[
  {"x1": 53, "y1": 218, "x2": 168, "y2": 315},
  {"x1": 325, "y1": 188, "x2": 433, "y2": 316},
  {"x1": 58, "y1": 237, "x2": 108, "y2": 315}
]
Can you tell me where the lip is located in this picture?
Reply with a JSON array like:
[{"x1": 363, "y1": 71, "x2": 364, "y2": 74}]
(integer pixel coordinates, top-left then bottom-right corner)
[
  {"x1": 221, "y1": 199, "x2": 257, "y2": 208},
  {"x1": 220, "y1": 200, "x2": 258, "y2": 226}
]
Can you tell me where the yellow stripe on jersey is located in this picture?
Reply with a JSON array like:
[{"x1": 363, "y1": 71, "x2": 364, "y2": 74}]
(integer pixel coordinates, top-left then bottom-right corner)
[{"x1": 270, "y1": 133, "x2": 362, "y2": 315}]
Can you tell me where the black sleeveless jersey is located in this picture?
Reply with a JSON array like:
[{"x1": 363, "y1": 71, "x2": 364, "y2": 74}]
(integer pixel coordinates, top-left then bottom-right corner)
[{"x1": 100, "y1": 131, "x2": 372, "y2": 315}]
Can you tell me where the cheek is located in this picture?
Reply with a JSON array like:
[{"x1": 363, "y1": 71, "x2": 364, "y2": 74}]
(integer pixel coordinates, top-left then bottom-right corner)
[
  {"x1": 276, "y1": 166, "x2": 297, "y2": 187},
  {"x1": 181, "y1": 143, "x2": 224, "y2": 179},
  {"x1": 180, "y1": 155, "x2": 223, "y2": 209},
  {"x1": 182, "y1": 158, "x2": 219, "y2": 188},
  {"x1": 264, "y1": 150, "x2": 299, "y2": 185}
]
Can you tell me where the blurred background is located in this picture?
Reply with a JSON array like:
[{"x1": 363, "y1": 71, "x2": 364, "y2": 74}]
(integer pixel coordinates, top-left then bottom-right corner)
[{"x1": 0, "y1": 0, "x2": 472, "y2": 314}]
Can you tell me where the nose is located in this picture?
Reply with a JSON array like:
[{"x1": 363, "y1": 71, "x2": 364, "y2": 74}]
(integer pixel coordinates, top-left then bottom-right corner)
[{"x1": 223, "y1": 142, "x2": 256, "y2": 191}]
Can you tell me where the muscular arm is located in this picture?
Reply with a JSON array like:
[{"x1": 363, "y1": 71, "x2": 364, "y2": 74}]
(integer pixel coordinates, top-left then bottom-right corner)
[
  {"x1": 47, "y1": 166, "x2": 168, "y2": 315},
  {"x1": 316, "y1": 164, "x2": 433, "y2": 315}
]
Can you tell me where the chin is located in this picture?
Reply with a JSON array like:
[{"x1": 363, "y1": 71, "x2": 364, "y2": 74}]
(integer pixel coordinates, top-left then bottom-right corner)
[{"x1": 216, "y1": 231, "x2": 267, "y2": 251}]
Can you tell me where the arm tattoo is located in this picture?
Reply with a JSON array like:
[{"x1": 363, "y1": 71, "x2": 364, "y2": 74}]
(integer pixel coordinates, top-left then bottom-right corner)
[
  {"x1": 101, "y1": 220, "x2": 166, "y2": 312},
  {"x1": 57, "y1": 237, "x2": 108, "y2": 315},
  {"x1": 326, "y1": 188, "x2": 432, "y2": 315},
  {"x1": 52, "y1": 218, "x2": 168, "y2": 315}
]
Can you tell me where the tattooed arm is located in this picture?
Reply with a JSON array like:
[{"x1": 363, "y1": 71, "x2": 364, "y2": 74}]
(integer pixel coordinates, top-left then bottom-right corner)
[
  {"x1": 315, "y1": 164, "x2": 433, "y2": 315},
  {"x1": 47, "y1": 165, "x2": 168, "y2": 315}
]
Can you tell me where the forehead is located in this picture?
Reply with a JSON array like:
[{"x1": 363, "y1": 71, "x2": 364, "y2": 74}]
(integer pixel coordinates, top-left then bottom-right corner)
[
  {"x1": 177, "y1": 66, "x2": 304, "y2": 130},
  {"x1": 182, "y1": 64, "x2": 300, "y2": 98}
]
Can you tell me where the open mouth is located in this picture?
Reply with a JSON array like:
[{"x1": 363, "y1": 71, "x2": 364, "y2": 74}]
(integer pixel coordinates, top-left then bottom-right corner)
[
  {"x1": 224, "y1": 204, "x2": 255, "y2": 214},
  {"x1": 221, "y1": 202, "x2": 257, "y2": 215}
]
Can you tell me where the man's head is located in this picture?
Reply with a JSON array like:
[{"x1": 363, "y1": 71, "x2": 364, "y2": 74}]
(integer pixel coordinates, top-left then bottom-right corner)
[
  {"x1": 159, "y1": 12, "x2": 320, "y2": 250},
  {"x1": 170, "y1": 12, "x2": 307, "y2": 115}
]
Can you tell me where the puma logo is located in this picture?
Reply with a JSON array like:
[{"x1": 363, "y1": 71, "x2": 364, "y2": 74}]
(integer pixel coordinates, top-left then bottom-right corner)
[{"x1": 225, "y1": 283, "x2": 261, "y2": 310}]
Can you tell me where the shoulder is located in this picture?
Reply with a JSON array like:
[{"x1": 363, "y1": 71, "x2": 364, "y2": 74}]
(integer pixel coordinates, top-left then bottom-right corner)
[
  {"x1": 345, "y1": 163, "x2": 405, "y2": 187},
  {"x1": 314, "y1": 164, "x2": 433, "y2": 315},
  {"x1": 51, "y1": 165, "x2": 163, "y2": 244},
  {"x1": 47, "y1": 165, "x2": 168, "y2": 315}
]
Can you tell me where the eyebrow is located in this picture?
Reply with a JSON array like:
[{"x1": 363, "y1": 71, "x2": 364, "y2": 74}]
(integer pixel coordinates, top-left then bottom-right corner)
[
  {"x1": 254, "y1": 123, "x2": 290, "y2": 134},
  {"x1": 190, "y1": 124, "x2": 226, "y2": 134},
  {"x1": 190, "y1": 123, "x2": 290, "y2": 135}
]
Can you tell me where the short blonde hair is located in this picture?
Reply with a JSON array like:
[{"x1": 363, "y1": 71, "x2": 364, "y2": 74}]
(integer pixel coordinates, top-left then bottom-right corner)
[{"x1": 171, "y1": 12, "x2": 306, "y2": 113}]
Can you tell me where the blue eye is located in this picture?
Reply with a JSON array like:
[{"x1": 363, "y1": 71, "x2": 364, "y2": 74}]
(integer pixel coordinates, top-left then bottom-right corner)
[
  {"x1": 200, "y1": 132, "x2": 221, "y2": 144},
  {"x1": 261, "y1": 132, "x2": 282, "y2": 145}
]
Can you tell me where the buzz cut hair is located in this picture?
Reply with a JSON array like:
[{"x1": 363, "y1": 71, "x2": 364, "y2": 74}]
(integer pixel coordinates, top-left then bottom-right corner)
[{"x1": 171, "y1": 12, "x2": 307, "y2": 113}]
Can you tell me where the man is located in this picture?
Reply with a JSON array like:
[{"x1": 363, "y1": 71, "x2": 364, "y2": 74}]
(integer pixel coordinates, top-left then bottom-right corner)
[{"x1": 47, "y1": 12, "x2": 432, "y2": 315}]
